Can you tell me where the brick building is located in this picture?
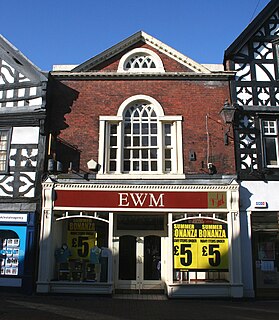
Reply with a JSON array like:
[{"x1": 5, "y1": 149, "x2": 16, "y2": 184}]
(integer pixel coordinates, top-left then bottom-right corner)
[{"x1": 37, "y1": 32, "x2": 242, "y2": 298}]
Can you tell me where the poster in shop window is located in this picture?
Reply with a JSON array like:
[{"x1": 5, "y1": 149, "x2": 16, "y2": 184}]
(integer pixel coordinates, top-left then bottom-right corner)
[
  {"x1": 67, "y1": 219, "x2": 97, "y2": 260},
  {"x1": 0, "y1": 225, "x2": 27, "y2": 277},
  {"x1": 173, "y1": 223, "x2": 229, "y2": 270}
]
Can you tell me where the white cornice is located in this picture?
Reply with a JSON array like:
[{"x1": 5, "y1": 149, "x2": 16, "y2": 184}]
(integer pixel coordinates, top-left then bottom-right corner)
[{"x1": 43, "y1": 182, "x2": 239, "y2": 192}]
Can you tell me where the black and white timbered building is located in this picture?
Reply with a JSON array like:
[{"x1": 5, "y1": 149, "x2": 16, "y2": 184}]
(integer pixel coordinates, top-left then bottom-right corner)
[
  {"x1": 0, "y1": 35, "x2": 47, "y2": 293},
  {"x1": 224, "y1": 0, "x2": 279, "y2": 298}
]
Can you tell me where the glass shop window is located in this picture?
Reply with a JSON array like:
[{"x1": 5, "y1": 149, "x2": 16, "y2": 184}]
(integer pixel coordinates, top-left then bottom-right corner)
[
  {"x1": 172, "y1": 217, "x2": 229, "y2": 284},
  {"x1": 53, "y1": 217, "x2": 110, "y2": 282}
]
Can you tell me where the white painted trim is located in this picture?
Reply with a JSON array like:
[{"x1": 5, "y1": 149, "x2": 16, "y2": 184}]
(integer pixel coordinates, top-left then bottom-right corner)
[
  {"x1": 96, "y1": 173, "x2": 186, "y2": 179},
  {"x1": 75, "y1": 31, "x2": 210, "y2": 74},
  {"x1": 117, "y1": 48, "x2": 165, "y2": 73},
  {"x1": 117, "y1": 95, "x2": 165, "y2": 116},
  {"x1": 49, "y1": 181, "x2": 238, "y2": 192}
]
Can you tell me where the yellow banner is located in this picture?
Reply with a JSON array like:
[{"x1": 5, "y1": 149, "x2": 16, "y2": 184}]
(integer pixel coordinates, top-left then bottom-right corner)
[
  {"x1": 173, "y1": 223, "x2": 228, "y2": 270},
  {"x1": 67, "y1": 219, "x2": 97, "y2": 260}
]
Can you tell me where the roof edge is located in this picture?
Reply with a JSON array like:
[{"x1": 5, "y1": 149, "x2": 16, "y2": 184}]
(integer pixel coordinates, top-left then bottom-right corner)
[
  {"x1": 73, "y1": 31, "x2": 210, "y2": 74},
  {"x1": 224, "y1": 0, "x2": 279, "y2": 60}
]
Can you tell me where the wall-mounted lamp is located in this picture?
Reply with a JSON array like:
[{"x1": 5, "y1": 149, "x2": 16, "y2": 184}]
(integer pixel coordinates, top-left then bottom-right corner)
[
  {"x1": 219, "y1": 100, "x2": 236, "y2": 124},
  {"x1": 87, "y1": 159, "x2": 99, "y2": 171}
]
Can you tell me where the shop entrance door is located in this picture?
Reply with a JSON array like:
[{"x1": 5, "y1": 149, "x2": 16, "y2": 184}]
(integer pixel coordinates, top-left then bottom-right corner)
[{"x1": 116, "y1": 235, "x2": 162, "y2": 292}]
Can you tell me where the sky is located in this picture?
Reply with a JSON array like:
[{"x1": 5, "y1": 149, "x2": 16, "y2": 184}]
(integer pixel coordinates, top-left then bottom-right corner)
[{"x1": 1, "y1": 0, "x2": 272, "y2": 71}]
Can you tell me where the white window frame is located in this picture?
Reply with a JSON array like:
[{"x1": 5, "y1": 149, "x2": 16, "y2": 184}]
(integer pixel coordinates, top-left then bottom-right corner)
[
  {"x1": 0, "y1": 128, "x2": 11, "y2": 173},
  {"x1": 117, "y1": 48, "x2": 165, "y2": 73},
  {"x1": 262, "y1": 119, "x2": 279, "y2": 167},
  {"x1": 97, "y1": 95, "x2": 184, "y2": 179}
]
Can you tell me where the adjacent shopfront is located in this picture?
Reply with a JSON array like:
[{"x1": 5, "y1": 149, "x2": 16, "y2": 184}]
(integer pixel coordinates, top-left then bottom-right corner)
[
  {"x1": 240, "y1": 181, "x2": 279, "y2": 298},
  {"x1": 0, "y1": 212, "x2": 36, "y2": 293},
  {"x1": 37, "y1": 178, "x2": 243, "y2": 298}
]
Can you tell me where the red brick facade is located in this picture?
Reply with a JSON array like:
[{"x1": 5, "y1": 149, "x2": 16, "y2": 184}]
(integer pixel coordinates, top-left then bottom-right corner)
[{"x1": 52, "y1": 40, "x2": 235, "y2": 176}]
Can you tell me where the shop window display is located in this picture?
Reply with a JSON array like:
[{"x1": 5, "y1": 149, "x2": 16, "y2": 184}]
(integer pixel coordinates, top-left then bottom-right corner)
[
  {"x1": 0, "y1": 229, "x2": 25, "y2": 278},
  {"x1": 172, "y1": 215, "x2": 229, "y2": 283},
  {"x1": 53, "y1": 217, "x2": 109, "y2": 283}
]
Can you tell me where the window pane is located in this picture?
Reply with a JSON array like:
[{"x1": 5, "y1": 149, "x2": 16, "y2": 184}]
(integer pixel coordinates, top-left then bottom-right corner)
[
  {"x1": 133, "y1": 136, "x2": 140, "y2": 146},
  {"x1": 110, "y1": 124, "x2": 117, "y2": 134},
  {"x1": 151, "y1": 161, "x2": 157, "y2": 171},
  {"x1": 133, "y1": 149, "x2": 139, "y2": 158},
  {"x1": 164, "y1": 123, "x2": 171, "y2": 134},
  {"x1": 0, "y1": 142, "x2": 7, "y2": 151},
  {"x1": 150, "y1": 149, "x2": 157, "y2": 159},
  {"x1": 124, "y1": 123, "x2": 131, "y2": 134},
  {"x1": 110, "y1": 136, "x2": 117, "y2": 146},
  {"x1": 151, "y1": 137, "x2": 157, "y2": 146},
  {"x1": 133, "y1": 123, "x2": 140, "y2": 134},
  {"x1": 142, "y1": 136, "x2": 148, "y2": 146},
  {"x1": 151, "y1": 123, "x2": 157, "y2": 134},
  {"x1": 165, "y1": 136, "x2": 171, "y2": 146},
  {"x1": 124, "y1": 161, "x2": 130, "y2": 171},
  {"x1": 265, "y1": 137, "x2": 278, "y2": 165},
  {"x1": 0, "y1": 130, "x2": 9, "y2": 172},
  {"x1": 165, "y1": 149, "x2": 171, "y2": 159},
  {"x1": 142, "y1": 123, "x2": 148, "y2": 134},
  {"x1": 165, "y1": 160, "x2": 172, "y2": 172},
  {"x1": 110, "y1": 149, "x2": 117, "y2": 159},
  {"x1": 124, "y1": 149, "x2": 130, "y2": 159},
  {"x1": 109, "y1": 161, "x2": 116, "y2": 171},
  {"x1": 142, "y1": 149, "x2": 148, "y2": 159},
  {"x1": 124, "y1": 136, "x2": 131, "y2": 147},
  {"x1": 133, "y1": 161, "x2": 140, "y2": 171},
  {"x1": 142, "y1": 161, "x2": 149, "y2": 171}
]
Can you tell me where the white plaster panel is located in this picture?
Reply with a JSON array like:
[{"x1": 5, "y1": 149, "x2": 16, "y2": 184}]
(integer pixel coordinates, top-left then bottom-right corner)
[
  {"x1": 19, "y1": 172, "x2": 35, "y2": 198},
  {"x1": 0, "y1": 175, "x2": 13, "y2": 197},
  {"x1": 255, "y1": 64, "x2": 275, "y2": 81},
  {"x1": 29, "y1": 97, "x2": 42, "y2": 106},
  {"x1": 253, "y1": 42, "x2": 273, "y2": 59},
  {"x1": 240, "y1": 181, "x2": 279, "y2": 211},
  {"x1": 11, "y1": 127, "x2": 39, "y2": 144},
  {"x1": 235, "y1": 64, "x2": 251, "y2": 81}
]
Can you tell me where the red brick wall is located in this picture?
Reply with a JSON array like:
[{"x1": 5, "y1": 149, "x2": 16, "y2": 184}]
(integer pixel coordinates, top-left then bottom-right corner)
[{"x1": 57, "y1": 78, "x2": 235, "y2": 175}]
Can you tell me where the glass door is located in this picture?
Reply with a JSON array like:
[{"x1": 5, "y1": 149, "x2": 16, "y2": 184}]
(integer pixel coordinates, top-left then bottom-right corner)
[{"x1": 116, "y1": 235, "x2": 162, "y2": 292}]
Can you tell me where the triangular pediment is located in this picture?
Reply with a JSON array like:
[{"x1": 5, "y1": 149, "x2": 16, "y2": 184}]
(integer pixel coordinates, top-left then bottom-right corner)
[{"x1": 73, "y1": 31, "x2": 211, "y2": 74}]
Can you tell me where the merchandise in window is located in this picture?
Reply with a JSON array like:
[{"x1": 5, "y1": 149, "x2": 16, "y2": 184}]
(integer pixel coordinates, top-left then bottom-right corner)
[{"x1": 53, "y1": 217, "x2": 109, "y2": 283}]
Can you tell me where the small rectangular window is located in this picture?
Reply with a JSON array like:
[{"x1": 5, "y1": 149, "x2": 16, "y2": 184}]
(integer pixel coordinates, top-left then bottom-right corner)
[
  {"x1": 0, "y1": 129, "x2": 11, "y2": 172},
  {"x1": 163, "y1": 123, "x2": 173, "y2": 172},
  {"x1": 262, "y1": 120, "x2": 279, "y2": 167}
]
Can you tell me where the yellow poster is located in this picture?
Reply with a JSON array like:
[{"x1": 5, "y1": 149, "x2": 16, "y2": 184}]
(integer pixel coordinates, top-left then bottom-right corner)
[
  {"x1": 67, "y1": 219, "x2": 97, "y2": 260},
  {"x1": 173, "y1": 223, "x2": 228, "y2": 270}
]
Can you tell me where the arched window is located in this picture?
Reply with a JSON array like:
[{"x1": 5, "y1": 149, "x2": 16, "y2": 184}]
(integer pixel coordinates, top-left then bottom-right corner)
[
  {"x1": 123, "y1": 102, "x2": 158, "y2": 172},
  {"x1": 117, "y1": 48, "x2": 165, "y2": 73},
  {"x1": 98, "y1": 95, "x2": 183, "y2": 178}
]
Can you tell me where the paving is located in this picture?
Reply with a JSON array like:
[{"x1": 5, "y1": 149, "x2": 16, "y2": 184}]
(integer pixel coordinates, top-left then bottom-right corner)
[{"x1": 0, "y1": 293, "x2": 278, "y2": 320}]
